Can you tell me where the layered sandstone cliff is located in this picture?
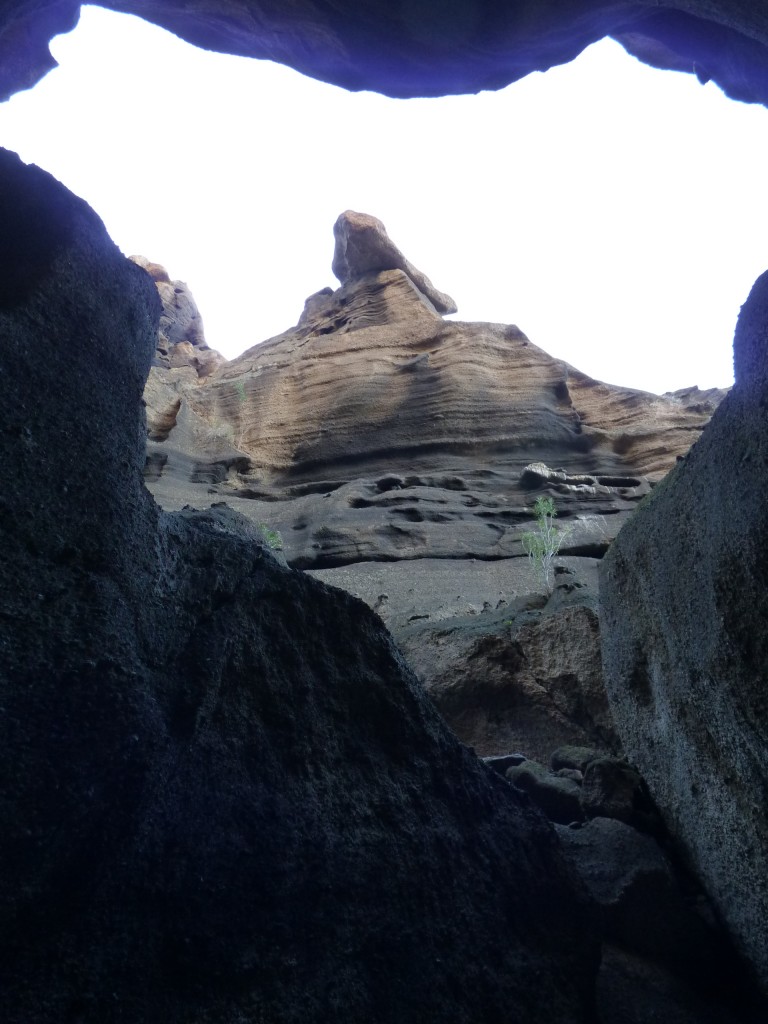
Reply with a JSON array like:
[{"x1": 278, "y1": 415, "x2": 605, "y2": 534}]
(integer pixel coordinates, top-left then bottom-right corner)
[
  {"x1": 144, "y1": 210, "x2": 724, "y2": 573},
  {"x1": 142, "y1": 211, "x2": 725, "y2": 768}
]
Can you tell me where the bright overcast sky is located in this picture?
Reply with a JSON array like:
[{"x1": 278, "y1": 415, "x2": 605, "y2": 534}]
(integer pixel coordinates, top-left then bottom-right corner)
[{"x1": 2, "y1": 6, "x2": 768, "y2": 394}]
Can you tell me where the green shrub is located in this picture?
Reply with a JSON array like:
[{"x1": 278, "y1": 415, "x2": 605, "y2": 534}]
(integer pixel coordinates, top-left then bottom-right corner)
[
  {"x1": 521, "y1": 496, "x2": 570, "y2": 591},
  {"x1": 258, "y1": 523, "x2": 283, "y2": 551}
]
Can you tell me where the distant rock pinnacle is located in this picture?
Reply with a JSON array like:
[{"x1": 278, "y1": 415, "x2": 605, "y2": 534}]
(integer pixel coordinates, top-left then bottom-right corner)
[{"x1": 331, "y1": 210, "x2": 458, "y2": 315}]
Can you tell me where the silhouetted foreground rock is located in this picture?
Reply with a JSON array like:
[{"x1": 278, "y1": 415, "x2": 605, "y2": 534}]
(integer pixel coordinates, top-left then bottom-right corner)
[
  {"x1": 601, "y1": 270, "x2": 768, "y2": 993},
  {"x1": 3, "y1": 0, "x2": 768, "y2": 107},
  {"x1": 0, "y1": 147, "x2": 599, "y2": 1022}
]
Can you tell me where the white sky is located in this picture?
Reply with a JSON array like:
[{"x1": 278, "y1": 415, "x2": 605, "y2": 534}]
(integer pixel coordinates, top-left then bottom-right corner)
[{"x1": 1, "y1": 6, "x2": 767, "y2": 394}]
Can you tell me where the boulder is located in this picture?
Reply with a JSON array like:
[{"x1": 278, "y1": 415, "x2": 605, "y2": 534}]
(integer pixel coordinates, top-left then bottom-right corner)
[
  {"x1": 507, "y1": 761, "x2": 585, "y2": 825},
  {"x1": 600, "y1": 270, "x2": 768, "y2": 991},
  {"x1": 557, "y1": 819, "x2": 760, "y2": 1020},
  {"x1": 551, "y1": 745, "x2": 606, "y2": 773},
  {"x1": 556, "y1": 819, "x2": 719, "y2": 977},
  {"x1": 482, "y1": 752, "x2": 528, "y2": 775},
  {"x1": 580, "y1": 757, "x2": 663, "y2": 835}
]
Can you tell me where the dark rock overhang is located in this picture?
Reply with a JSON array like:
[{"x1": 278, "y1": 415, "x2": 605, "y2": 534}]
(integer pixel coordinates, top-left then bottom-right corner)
[{"x1": 2, "y1": 1, "x2": 768, "y2": 106}]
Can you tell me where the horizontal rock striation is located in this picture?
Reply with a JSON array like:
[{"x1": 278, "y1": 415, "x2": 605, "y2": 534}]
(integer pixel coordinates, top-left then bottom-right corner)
[{"x1": 144, "y1": 216, "x2": 723, "y2": 573}]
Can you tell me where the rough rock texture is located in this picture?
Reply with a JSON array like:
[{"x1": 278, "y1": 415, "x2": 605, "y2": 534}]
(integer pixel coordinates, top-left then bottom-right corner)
[
  {"x1": 144, "y1": 223, "x2": 721, "y2": 570},
  {"x1": 0, "y1": 148, "x2": 605, "y2": 1023},
  {"x1": 130, "y1": 254, "x2": 225, "y2": 378},
  {"x1": 4, "y1": 1, "x2": 768, "y2": 106},
  {"x1": 600, "y1": 269, "x2": 768, "y2": 992},
  {"x1": 557, "y1": 820, "x2": 759, "y2": 1022},
  {"x1": 395, "y1": 579, "x2": 621, "y2": 762},
  {"x1": 3, "y1": 0, "x2": 768, "y2": 1013},
  {"x1": 508, "y1": 760, "x2": 585, "y2": 825},
  {"x1": 332, "y1": 210, "x2": 457, "y2": 315}
]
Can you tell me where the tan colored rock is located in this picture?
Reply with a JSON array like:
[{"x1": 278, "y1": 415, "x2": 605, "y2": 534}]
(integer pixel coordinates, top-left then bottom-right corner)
[
  {"x1": 332, "y1": 210, "x2": 457, "y2": 315},
  {"x1": 143, "y1": 215, "x2": 724, "y2": 570},
  {"x1": 130, "y1": 255, "x2": 225, "y2": 378}
]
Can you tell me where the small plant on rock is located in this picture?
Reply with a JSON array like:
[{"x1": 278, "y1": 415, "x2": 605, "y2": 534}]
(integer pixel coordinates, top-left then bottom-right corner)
[
  {"x1": 521, "y1": 496, "x2": 570, "y2": 591},
  {"x1": 259, "y1": 523, "x2": 284, "y2": 551}
]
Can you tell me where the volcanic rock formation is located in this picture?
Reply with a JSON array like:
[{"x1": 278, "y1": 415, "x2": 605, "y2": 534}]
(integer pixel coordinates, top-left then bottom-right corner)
[
  {"x1": 600, "y1": 269, "x2": 768, "y2": 993},
  {"x1": 332, "y1": 209, "x2": 457, "y2": 315},
  {"x1": 130, "y1": 254, "x2": 225, "y2": 378},
  {"x1": 4, "y1": 0, "x2": 768, "y2": 1013},
  {"x1": 142, "y1": 213, "x2": 724, "y2": 766}
]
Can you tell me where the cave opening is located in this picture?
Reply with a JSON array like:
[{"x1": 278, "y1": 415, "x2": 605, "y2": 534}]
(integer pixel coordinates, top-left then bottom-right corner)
[{"x1": 1, "y1": 4, "x2": 767, "y2": 396}]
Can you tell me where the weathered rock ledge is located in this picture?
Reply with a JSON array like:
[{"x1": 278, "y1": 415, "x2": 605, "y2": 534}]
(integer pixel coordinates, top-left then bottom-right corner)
[{"x1": 143, "y1": 214, "x2": 724, "y2": 575}]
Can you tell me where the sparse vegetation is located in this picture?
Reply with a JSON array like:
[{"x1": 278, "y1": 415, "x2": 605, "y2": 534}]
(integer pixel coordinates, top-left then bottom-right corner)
[
  {"x1": 521, "y1": 496, "x2": 571, "y2": 591},
  {"x1": 259, "y1": 523, "x2": 283, "y2": 551}
]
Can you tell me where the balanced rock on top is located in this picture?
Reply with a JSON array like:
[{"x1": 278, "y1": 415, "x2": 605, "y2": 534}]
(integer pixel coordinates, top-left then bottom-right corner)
[{"x1": 332, "y1": 209, "x2": 458, "y2": 315}]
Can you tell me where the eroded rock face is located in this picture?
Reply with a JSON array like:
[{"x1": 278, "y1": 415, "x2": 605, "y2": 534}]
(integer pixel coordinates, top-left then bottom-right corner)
[
  {"x1": 143, "y1": 214, "x2": 721, "y2": 774},
  {"x1": 600, "y1": 270, "x2": 768, "y2": 992},
  {"x1": 3, "y1": 1, "x2": 768, "y2": 107},
  {"x1": 144, "y1": 218, "x2": 720, "y2": 571},
  {"x1": 0, "y1": 147, "x2": 602, "y2": 1023},
  {"x1": 332, "y1": 210, "x2": 457, "y2": 314},
  {"x1": 130, "y1": 254, "x2": 225, "y2": 378}
]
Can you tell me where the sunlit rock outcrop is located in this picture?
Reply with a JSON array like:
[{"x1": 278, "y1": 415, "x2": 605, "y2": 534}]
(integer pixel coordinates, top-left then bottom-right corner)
[
  {"x1": 332, "y1": 209, "x2": 457, "y2": 314},
  {"x1": 144, "y1": 214, "x2": 722, "y2": 572}
]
